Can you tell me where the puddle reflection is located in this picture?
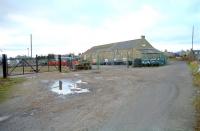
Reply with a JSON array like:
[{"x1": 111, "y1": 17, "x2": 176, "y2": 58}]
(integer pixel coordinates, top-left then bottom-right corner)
[{"x1": 50, "y1": 79, "x2": 89, "y2": 95}]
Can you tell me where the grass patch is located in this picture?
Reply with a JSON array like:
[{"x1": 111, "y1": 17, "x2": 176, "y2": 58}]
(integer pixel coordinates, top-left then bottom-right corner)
[
  {"x1": 188, "y1": 61, "x2": 200, "y2": 87},
  {"x1": 194, "y1": 74, "x2": 200, "y2": 87},
  {"x1": 0, "y1": 77, "x2": 25, "y2": 103},
  {"x1": 188, "y1": 61, "x2": 200, "y2": 131},
  {"x1": 194, "y1": 95, "x2": 200, "y2": 131}
]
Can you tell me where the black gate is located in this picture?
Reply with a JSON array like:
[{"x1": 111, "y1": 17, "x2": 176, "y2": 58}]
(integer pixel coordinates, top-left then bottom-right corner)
[
  {"x1": 7, "y1": 58, "x2": 36, "y2": 76},
  {"x1": 0, "y1": 55, "x2": 2, "y2": 77},
  {"x1": 1, "y1": 54, "x2": 76, "y2": 77},
  {"x1": 3, "y1": 54, "x2": 64, "y2": 76},
  {"x1": 37, "y1": 55, "x2": 59, "y2": 73}
]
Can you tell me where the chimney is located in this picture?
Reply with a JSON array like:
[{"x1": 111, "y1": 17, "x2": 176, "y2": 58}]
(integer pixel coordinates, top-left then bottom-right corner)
[{"x1": 141, "y1": 35, "x2": 145, "y2": 39}]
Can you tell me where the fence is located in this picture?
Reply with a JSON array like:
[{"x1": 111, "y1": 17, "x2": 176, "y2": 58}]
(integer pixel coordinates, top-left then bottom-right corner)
[
  {"x1": 0, "y1": 56, "x2": 2, "y2": 77},
  {"x1": 1, "y1": 54, "x2": 76, "y2": 78}
]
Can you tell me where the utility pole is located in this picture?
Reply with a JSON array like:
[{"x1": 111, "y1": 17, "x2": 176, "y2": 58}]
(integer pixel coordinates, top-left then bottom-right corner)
[
  {"x1": 30, "y1": 34, "x2": 32, "y2": 58},
  {"x1": 192, "y1": 25, "x2": 194, "y2": 50},
  {"x1": 97, "y1": 54, "x2": 100, "y2": 70},
  {"x1": 27, "y1": 48, "x2": 29, "y2": 57}
]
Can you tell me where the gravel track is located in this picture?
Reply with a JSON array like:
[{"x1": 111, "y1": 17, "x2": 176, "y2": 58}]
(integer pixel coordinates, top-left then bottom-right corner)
[{"x1": 0, "y1": 61, "x2": 195, "y2": 131}]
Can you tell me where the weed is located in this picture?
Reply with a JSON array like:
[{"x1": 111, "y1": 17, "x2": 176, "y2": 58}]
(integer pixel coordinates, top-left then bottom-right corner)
[
  {"x1": 188, "y1": 61, "x2": 200, "y2": 131},
  {"x1": 0, "y1": 77, "x2": 25, "y2": 103}
]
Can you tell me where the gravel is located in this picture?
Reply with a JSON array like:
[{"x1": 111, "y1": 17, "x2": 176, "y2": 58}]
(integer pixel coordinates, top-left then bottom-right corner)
[{"x1": 0, "y1": 61, "x2": 195, "y2": 131}]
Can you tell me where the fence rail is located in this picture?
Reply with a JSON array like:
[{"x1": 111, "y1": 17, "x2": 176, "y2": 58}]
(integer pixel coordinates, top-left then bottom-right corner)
[{"x1": 1, "y1": 54, "x2": 76, "y2": 78}]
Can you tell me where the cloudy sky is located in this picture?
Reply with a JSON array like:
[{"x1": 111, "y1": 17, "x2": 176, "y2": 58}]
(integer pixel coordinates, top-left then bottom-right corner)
[{"x1": 0, "y1": 0, "x2": 200, "y2": 57}]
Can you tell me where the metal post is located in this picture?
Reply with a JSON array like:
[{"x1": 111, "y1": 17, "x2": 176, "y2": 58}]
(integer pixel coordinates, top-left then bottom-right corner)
[
  {"x1": 127, "y1": 52, "x2": 129, "y2": 68},
  {"x1": 22, "y1": 59, "x2": 25, "y2": 75},
  {"x1": 36, "y1": 55, "x2": 38, "y2": 73},
  {"x1": 30, "y1": 34, "x2": 32, "y2": 58},
  {"x1": 27, "y1": 48, "x2": 29, "y2": 57},
  {"x1": 192, "y1": 25, "x2": 194, "y2": 50},
  {"x1": 132, "y1": 48, "x2": 134, "y2": 67},
  {"x1": 59, "y1": 80, "x2": 62, "y2": 90},
  {"x1": 97, "y1": 54, "x2": 100, "y2": 70},
  {"x1": 2, "y1": 54, "x2": 7, "y2": 78},
  {"x1": 58, "y1": 55, "x2": 61, "y2": 72},
  {"x1": 113, "y1": 50, "x2": 115, "y2": 65},
  {"x1": 47, "y1": 55, "x2": 49, "y2": 72},
  {"x1": 70, "y1": 56, "x2": 72, "y2": 69}
]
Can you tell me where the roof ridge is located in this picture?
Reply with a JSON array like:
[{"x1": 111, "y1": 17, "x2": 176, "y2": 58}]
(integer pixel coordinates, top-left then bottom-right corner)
[{"x1": 109, "y1": 38, "x2": 142, "y2": 45}]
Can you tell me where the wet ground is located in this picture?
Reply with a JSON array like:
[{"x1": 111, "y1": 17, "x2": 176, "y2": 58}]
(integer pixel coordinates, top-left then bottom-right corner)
[
  {"x1": 50, "y1": 79, "x2": 89, "y2": 95},
  {"x1": 0, "y1": 61, "x2": 195, "y2": 131}
]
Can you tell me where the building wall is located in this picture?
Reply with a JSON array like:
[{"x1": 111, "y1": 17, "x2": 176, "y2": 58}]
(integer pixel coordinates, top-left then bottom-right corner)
[
  {"x1": 84, "y1": 48, "x2": 143, "y2": 63},
  {"x1": 142, "y1": 53, "x2": 162, "y2": 59},
  {"x1": 83, "y1": 36, "x2": 164, "y2": 63}
]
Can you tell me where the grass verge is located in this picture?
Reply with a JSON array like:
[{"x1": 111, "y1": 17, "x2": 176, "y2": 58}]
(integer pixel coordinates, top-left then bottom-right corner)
[
  {"x1": 188, "y1": 61, "x2": 200, "y2": 131},
  {"x1": 188, "y1": 61, "x2": 200, "y2": 87},
  {"x1": 0, "y1": 77, "x2": 25, "y2": 103}
]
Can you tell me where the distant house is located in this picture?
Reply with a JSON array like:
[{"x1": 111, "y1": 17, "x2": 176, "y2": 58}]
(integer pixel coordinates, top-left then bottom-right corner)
[
  {"x1": 83, "y1": 36, "x2": 166, "y2": 64},
  {"x1": 164, "y1": 51, "x2": 175, "y2": 58},
  {"x1": 175, "y1": 50, "x2": 188, "y2": 57},
  {"x1": 192, "y1": 50, "x2": 200, "y2": 60}
]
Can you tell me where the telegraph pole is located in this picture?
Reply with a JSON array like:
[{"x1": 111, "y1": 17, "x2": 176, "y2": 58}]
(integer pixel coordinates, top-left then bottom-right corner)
[
  {"x1": 30, "y1": 34, "x2": 32, "y2": 58},
  {"x1": 192, "y1": 25, "x2": 194, "y2": 50},
  {"x1": 27, "y1": 48, "x2": 29, "y2": 57}
]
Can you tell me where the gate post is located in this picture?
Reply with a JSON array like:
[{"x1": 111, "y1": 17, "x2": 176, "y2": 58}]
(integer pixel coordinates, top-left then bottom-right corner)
[
  {"x1": 97, "y1": 54, "x2": 100, "y2": 70},
  {"x1": 2, "y1": 54, "x2": 7, "y2": 78},
  {"x1": 47, "y1": 55, "x2": 49, "y2": 72},
  {"x1": 58, "y1": 55, "x2": 61, "y2": 72},
  {"x1": 22, "y1": 59, "x2": 25, "y2": 75},
  {"x1": 127, "y1": 52, "x2": 129, "y2": 68},
  {"x1": 36, "y1": 55, "x2": 38, "y2": 73}
]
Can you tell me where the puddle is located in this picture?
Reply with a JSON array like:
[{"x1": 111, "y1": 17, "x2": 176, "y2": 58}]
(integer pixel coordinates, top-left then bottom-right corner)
[
  {"x1": 0, "y1": 115, "x2": 11, "y2": 122},
  {"x1": 76, "y1": 80, "x2": 87, "y2": 84},
  {"x1": 41, "y1": 80, "x2": 50, "y2": 83},
  {"x1": 50, "y1": 79, "x2": 89, "y2": 95}
]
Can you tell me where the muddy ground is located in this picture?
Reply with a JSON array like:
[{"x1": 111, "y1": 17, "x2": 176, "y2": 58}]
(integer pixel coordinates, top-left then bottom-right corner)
[{"x1": 0, "y1": 61, "x2": 195, "y2": 131}]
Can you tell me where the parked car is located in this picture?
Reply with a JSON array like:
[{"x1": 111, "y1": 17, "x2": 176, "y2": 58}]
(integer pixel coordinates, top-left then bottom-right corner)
[
  {"x1": 150, "y1": 59, "x2": 159, "y2": 66},
  {"x1": 142, "y1": 59, "x2": 150, "y2": 66}
]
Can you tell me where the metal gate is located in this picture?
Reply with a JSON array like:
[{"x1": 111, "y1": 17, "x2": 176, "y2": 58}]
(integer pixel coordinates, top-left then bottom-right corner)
[
  {"x1": 7, "y1": 58, "x2": 37, "y2": 76},
  {"x1": 4, "y1": 55, "x2": 61, "y2": 77},
  {"x1": 37, "y1": 55, "x2": 59, "y2": 73},
  {"x1": 1, "y1": 54, "x2": 77, "y2": 78},
  {"x1": 0, "y1": 56, "x2": 2, "y2": 77}
]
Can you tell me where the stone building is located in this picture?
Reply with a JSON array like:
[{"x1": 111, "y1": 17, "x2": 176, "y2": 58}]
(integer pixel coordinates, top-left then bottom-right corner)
[{"x1": 83, "y1": 36, "x2": 165, "y2": 64}]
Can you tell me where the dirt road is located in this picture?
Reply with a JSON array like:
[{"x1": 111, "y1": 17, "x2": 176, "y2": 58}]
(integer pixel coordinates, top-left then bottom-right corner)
[{"x1": 0, "y1": 61, "x2": 195, "y2": 131}]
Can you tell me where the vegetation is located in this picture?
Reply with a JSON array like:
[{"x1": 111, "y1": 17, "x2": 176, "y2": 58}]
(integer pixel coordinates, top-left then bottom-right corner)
[
  {"x1": 0, "y1": 77, "x2": 25, "y2": 103},
  {"x1": 188, "y1": 61, "x2": 200, "y2": 86},
  {"x1": 188, "y1": 61, "x2": 200, "y2": 131}
]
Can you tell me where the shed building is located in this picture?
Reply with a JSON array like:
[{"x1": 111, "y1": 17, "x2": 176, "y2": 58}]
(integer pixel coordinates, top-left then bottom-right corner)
[{"x1": 83, "y1": 36, "x2": 166, "y2": 65}]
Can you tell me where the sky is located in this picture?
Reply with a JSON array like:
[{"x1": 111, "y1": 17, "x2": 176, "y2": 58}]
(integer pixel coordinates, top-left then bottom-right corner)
[{"x1": 0, "y1": 0, "x2": 200, "y2": 57}]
